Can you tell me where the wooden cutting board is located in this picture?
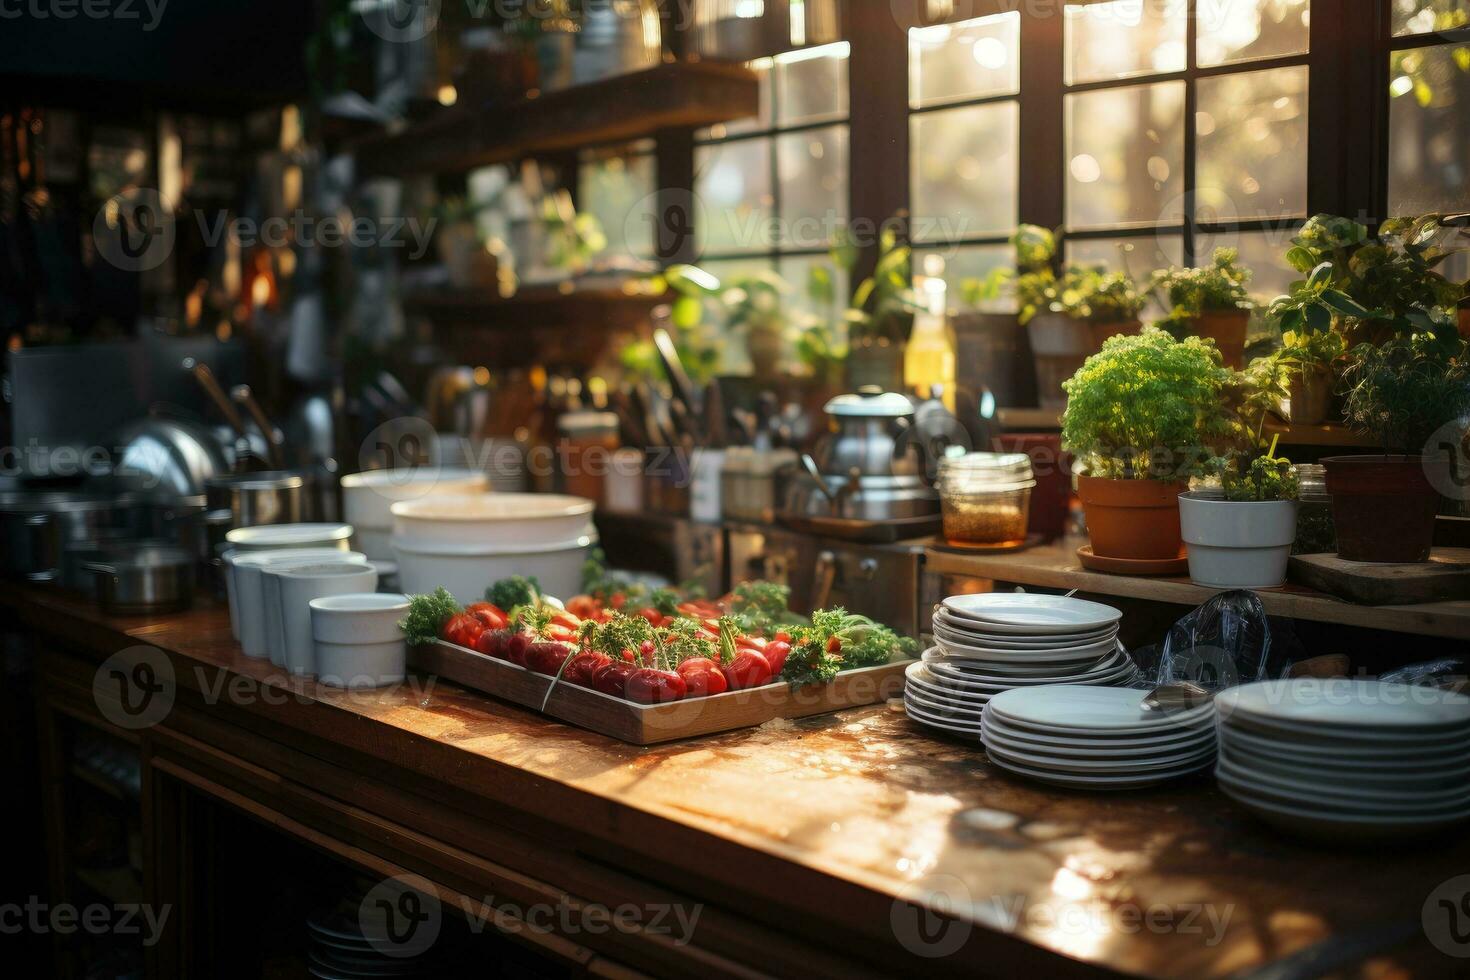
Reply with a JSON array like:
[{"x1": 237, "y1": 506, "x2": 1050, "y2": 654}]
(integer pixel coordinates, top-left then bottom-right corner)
[{"x1": 1289, "y1": 549, "x2": 1470, "y2": 605}]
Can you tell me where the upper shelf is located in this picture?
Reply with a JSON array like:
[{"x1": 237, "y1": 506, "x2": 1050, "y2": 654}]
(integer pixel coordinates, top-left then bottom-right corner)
[{"x1": 354, "y1": 61, "x2": 760, "y2": 177}]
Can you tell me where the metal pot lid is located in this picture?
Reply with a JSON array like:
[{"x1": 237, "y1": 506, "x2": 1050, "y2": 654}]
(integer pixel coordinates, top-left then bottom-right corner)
[
  {"x1": 204, "y1": 470, "x2": 306, "y2": 491},
  {"x1": 823, "y1": 386, "x2": 914, "y2": 418}
]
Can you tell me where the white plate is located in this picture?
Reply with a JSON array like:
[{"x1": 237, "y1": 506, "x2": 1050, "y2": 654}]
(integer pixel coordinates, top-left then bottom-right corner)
[
  {"x1": 933, "y1": 641, "x2": 1121, "y2": 667},
  {"x1": 941, "y1": 593, "x2": 1123, "y2": 632},
  {"x1": 1216, "y1": 739, "x2": 1470, "y2": 787},
  {"x1": 906, "y1": 691, "x2": 986, "y2": 723},
  {"x1": 1219, "y1": 723, "x2": 1470, "y2": 763},
  {"x1": 924, "y1": 652, "x2": 1134, "y2": 684},
  {"x1": 1216, "y1": 767, "x2": 1470, "y2": 819},
  {"x1": 987, "y1": 685, "x2": 1214, "y2": 735},
  {"x1": 932, "y1": 610, "x2": 1118, "y2": 647},
  {"x1": 985, "y1": 740, "x2": 1216, "y2": 776},
  {"x1": 1218, "y1": 781, "x2": 1470, "y2": 841},
  {"x1": 986, "y1": 750, "x2": 1211, "y2": 790},
  {"x1": 906, "y1": 701, "x2": 985, "y2": 736},
  {"x1": 983, "y1": 717, "x2": 1217, "y2": 758},
  {"x1": 933, "y1": 628, "x2": 1120, "y2": 661},
  {"x1": 1217, "y1": 678, "x2": 1470, "y2": 733},
  {"x1": 1215, "y1": 755, "x2": 1470, "y2": 811},
  {"x1": 1221, "y1": 708, "x2": 1470, "y2": 747}
]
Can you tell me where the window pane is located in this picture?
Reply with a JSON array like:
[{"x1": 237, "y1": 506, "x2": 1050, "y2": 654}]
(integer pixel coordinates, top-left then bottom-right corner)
[
  {"x1": 1388, "y1": 43, "x2": 1470, "y2": 214},
  {"x1": 695, "y1": 138, "x2": 773, "y2": 255},
  {"x1": 699, "y1": 61, "x2": 772, "y2": 139},
  {"x1": 778, "y1": 253, "x2": 849, "y2": 320},
  {"x1": 1064, "y1": 0, "x2": 1186, "y2": 85},
  {"x1": 1193, "y1": 226, "x2": 1304, "y2": 307},
  {"x1": 911, "y1": 101, "x2": 1019, "y2": 242},
  {"x1": 1065, "y1": 82, "x2": 1186, "y2": 230},
  {"x1": 1198, "y1": 0, "x2": 1310, "y2": 67},
  {"x1": 909, "y1": 12, "x2": 1021, "y2": 109},
  {"x1": 578, "y1": 150, "x2": 657, "y2": 260},
  {"x1": 775, "y1": 42, "x2": 849, "y2": 126},
  {"x1": 776, "y1": 125, "x2": 848, "y2": 248},
  {"x1": 1392, "y1": 0, "x2": 1470, "y2": 35},
  {"x1": 1196, "y1": 66, "x2": 1309, "y2": 222},
  {"x1": 915, "y1": 244, "x2": 1012, "y2": 311},
  {"x1": 1066, "y1": 234, "x2": 1184, "y2": 277}
]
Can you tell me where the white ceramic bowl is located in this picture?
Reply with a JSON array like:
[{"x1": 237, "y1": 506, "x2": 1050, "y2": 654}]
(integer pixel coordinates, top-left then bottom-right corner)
[
  {"x1": 226, "y1": 522, "x2": 354, "y2": 552},
  {"x1": 310, "y1": 593, "x2": 410, "y2": 689},
  {"x1": 392, "y1": 535, "x2": 593, "y2": 605},
  {"x1": 390, "y1": 493, "x2": 594, "y2": 553},
  {"x1": 341, "y1": 468, "x2": 489, "y2": 558},
  {"x1": 256, "y1": 552, "x2": 372, "y2": 665},
  {"x1": 269, "y1": 562, "x2": 378, "y2": 676},
  {"x1": 228, "y1": 548, "x2": 367, "y2": 657}
]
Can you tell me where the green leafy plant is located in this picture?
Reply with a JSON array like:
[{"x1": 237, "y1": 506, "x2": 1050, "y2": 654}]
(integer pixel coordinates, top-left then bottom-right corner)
[
  {"x1": 624, "y1": 264, "x2": 724, "y2": 384},
  {"x1": 541, "y1": 189, "x2": 607, "y2": 273},
  {"x1": 845, "y1": 227, "x2": 923, "y2": 342},
  {"x1": 1150, "y1": 247, "x2": 1253, "y2": 337},
  {"x1": 1061, "y1": 328, "x2": 1236, "y2": 480},
  {"x1": 1054, "y1": 266, "x2": 1148, "y2": 323},
  {"x1": 1219, "y1": 449, "x2": 1300, "y2": 502},
  {"x1": 960, "y1": 224, "x2": 1058, "y2": 321},
  {"x1": 1339, "y1": 332, "x2": 1470, "y2": 454},
  {"x1": 783, "y1": 608, "x2": 918, "y2": 688},
  {"x1": 398, "y1": 588, "x2": 462, "y2": 646},
  {"x1": 487, "y1": 575, "x2": 542, "y2": 611}
]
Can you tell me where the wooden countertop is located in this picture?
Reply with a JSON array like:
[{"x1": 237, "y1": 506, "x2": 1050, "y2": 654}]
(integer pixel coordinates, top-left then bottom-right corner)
[{"x1": 14, "y1": 585, "x2": 1466, "y2": 978}]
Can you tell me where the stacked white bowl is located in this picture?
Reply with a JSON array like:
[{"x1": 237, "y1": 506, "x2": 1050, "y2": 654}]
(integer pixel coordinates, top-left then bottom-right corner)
[
  {"x1": 1215, "y1": 678, "x2": 1470, "y2": 839},
  {"x1": 340, "y1": 468, "x2": 489, "y2": 561},
  {"x1": 981, "y1": 686, "x2": 1217, "y2": 790},
  {"x1": 266, "y1": 561, "x2": 379, "y2": 674},
  {"x1": 224, "y1": 544, "x2": 360, "y2": 654},
  {"x1": 310, "y1": 593, "x2": 411, "y2": 689},
  {"x1": 905, "y1": 592, "x2": 1133, "y2": 739},
  {"x1": 390, "y1": 493, "x2": 596, "y2": 604}
]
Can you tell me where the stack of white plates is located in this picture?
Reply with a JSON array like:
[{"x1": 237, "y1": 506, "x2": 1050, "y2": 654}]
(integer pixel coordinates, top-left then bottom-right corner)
[
  {"x1": 1216, "y1": 679, "x2": 1470, "y2": 839},
  {"x1": 979, "y1": 686, "x2": 1217, "y2": 789},
  {"x1": 904, "y1": 593, "x2": 1134, "y2": 739}
]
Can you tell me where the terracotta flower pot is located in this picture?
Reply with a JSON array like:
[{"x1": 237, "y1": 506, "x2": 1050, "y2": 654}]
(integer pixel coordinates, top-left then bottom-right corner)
[
  {"x1": 1321, "y1": 454, "x2": 1447, "y2": 563},
  {"x1": 1078, "y1": 475, "x2": 1188, "y2": 561},
  {"x1": 1191, "y1": 310, "x2": 1250, "y2": 369},
  {"x1": 1459, "y1": 306, "x2": 1470, "y2": 342},
  {"x1": 1287, "y1": 364, "x2": 1336, "y2": 426},
  {"x1": 1028, "y1": 315, "x2": 1141, "y2": 410}
]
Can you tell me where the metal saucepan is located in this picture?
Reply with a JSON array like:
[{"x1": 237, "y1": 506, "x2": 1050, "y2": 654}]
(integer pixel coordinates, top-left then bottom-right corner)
[
  {"x1": 0, "y1": 490, "x2": 142, "y2": 582},
  {"x1": 205, "y1": 471, "x2": 306, "y2": 527},
  {"x1": 83, "y1": 545, "x2": 195, "y2": 615}
]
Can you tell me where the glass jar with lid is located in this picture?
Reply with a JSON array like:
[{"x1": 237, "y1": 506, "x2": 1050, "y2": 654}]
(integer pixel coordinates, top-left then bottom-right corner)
[
  {"x1": 1293, "y1": 463, "x2": 1336, "y2": 555},
  {"x1": 937, "y1": 452, "x2": 1036, "y2": 547}
]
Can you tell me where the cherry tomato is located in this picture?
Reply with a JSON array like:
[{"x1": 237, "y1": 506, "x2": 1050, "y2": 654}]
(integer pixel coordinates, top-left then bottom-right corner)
[
  {"x1": 545, "y1": 624, "x2": 580, "y2": 645},
  {"x1": 465, "y1": 602, "x2": 508, "y2": 631},
  {"x1": 826, "y1": 636, "x2": 843, "y2": 654},
  {"x1": 525, "y1": 642, "x2": 573, "y2": 676},
  {"x1": 474, "y1": 628, "x2": 511, "y2": 659},
  {"x1": 635, "y1": 607, "x2": 662, "y2": 625},
  {"x1": 762, "y1": 640, "x2": 792, "y2": 675},
  {"x1": 722, "y1": 650, "x2": 773, "y2": 690},
  {"x1": 609, "y1": 592, "x2": 627, "y2": 610},
  {"x1": 626, "y1": 668, "x2": 687, "y2": 704},
  {"x1": 565, "y1": 651, "x2": 612, "y2": 687},
  {"x1": 773, "y1": 631, "x2": 792, "y2": 644},
  {"x1": 549, "y1": 611, "x2": 582, "y2": 631},
  {"x1": 441, "y1": 613, "x2": 485, "y2": 649},
  {"x1": 592, "y1": 661, "x2": 638, "y2": 698},
  {"x1": 676, "y1": 657, "x2": 728, "y2": 696},
  {"x1": 564, "y1": 595, "x2": 600, "y2": 620}
]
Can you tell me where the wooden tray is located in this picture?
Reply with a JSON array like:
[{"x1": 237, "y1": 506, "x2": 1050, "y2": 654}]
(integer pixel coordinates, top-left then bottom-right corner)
[
  {"x1": 1288, "y1": 549, "x2": 1470, "y2": 605},
  {"x1": 412, "y1": 640, "x2": 913, "y2": 744}
]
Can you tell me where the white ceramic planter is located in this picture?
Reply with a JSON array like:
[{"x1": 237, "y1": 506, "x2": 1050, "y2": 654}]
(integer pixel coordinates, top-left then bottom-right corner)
[
  {"x1": 226, "y1": 523, "x2": 354, "y2": 552},
  {"x1": 390, "y1": 493, "x2": 593, "y2": 553},
  {"x1": 392, "y1": 536, "x2": 594, "y2": 605},
  {"x1": 310, "y1": 593, "x2": 410, "y2": 689},
  {"x1": 269, "y1": 562, "x2": 378, "y2": 675},
  {"x1": 228, "y1": 548, "x2": 367, "y2": 657},
  {"x1": 1179, "y1": 492, "x2": 1299, "y2": 589},
  {"x1": 341, "y1": 468, "x2": 489, "y2": 559}
]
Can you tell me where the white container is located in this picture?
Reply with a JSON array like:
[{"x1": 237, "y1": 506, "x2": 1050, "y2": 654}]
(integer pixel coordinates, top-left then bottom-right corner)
[
  {"x1": 257, "y1": 551, "x2": 372, "y2": 665},
  {"x1": 221, "y1": 529, "x2": 351, "y2": 640},
  {"x1": 228, "y1": 548, "x2": 368, "y2": 657},
  {"x1": 310, "y1": 592, "x2": 410, "y2": 689},
  {"x1": 226, "y1": 523, "x2": 354, "y2": 552},
  {"x1": 603, "y1": 448, "x2": 645, "y2": 514},
  {"x1": 390, "y1": 493, "x2": 593, "y2": 553},
  {"x1": 689, "y1": 448, "x2": 726, "y2": 524},
  {"x1": 270, "y1": 562, "x2": 378, "y2": 675},
  {"x1": 340, "y1": 468, "x2": 489, "y2": 559},
  {"x1": 1179, "y1": 492, "x2": 1299, "y2": 589},
  {"x1": 392, "y1": 535, "x2": 593, "y2": 605}
]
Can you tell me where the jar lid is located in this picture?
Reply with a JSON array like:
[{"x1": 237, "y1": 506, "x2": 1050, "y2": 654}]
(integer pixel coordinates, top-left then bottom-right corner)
[
  {"x1": 940, "y1": 452, "x2": 1034, "y2": 479},
  {"x1": 558, "y1": 411, "x2": 620, "y2": 436},
  {"x1": 824, "y1": 386, "x2": 914, "y2": 418}
]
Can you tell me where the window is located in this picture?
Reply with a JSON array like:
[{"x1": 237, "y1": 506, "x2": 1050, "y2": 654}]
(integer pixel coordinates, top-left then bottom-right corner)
[
  {"x1": 577, "y1": 140, "x2": 658, "y2": 263},
  {"x1": 1060, "y1": 0, "x2": 1311, "y2": 278}
]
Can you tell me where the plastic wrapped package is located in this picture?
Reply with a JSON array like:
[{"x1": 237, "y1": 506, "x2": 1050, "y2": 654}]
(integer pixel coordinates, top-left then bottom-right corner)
[
  {"x1": 1152, "y1": 590, "x2": 1293, "y2": 692},
  {"x1": 1380, "y1": 658, "x2": 1467, "y2": 689}
]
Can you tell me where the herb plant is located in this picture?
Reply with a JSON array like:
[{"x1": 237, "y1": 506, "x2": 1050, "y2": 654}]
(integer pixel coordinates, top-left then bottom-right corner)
[
  {"x1": 399, "y1": 588, "x2": 462, "y2": 646},
  {"x1": 1151, "y1": 247, "x2": 1253, "y2": 337},
  {"x1": 1054, "y1": 267, "x2": 1148, "y2": 323},
  {"x1": 486, "y1": 575, "x2": 542, "y2": 612},
  {"x1": 783, "y1": 608, "x2": 917, "y2": 688},
  {"x1": 1339, "y1": 333, "x2": 1470, "y2": 453},
  {"x1": 1061, "y1": 328, "x2": 1236, "y2": 480}
]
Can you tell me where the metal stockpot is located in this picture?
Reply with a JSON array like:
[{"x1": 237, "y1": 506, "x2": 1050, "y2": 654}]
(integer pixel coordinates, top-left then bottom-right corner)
[
  {"x1": 84, "y1": 545, "x2": 195, "y2": 615},
  {"x1": 812, "y1": 387, "x2": 921, "y2": 478},
  {"x1": 0, "y1": 491, "x2": 140, "y2": 582},
  {"x1": 205, "y1": 471, "x2": 306, "y2": 527}
]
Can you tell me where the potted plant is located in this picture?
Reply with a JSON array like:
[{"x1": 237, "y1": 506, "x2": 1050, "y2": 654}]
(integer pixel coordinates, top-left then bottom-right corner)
[
  {"x1": 1179, "y1": 434, "x2": 1300, "y2": 589},
  {"x1": 1061, "y1": 329, "x2": 1235, "y2": 564},
  {"x1": 1324, "y1": 331, "x2": 1470, "y2": 562},
  {"x1": 1150, "y1": 247, "x2": 1254, "y2": 368},
  {"x1": 724, "y1": 270, "x2": 793, "y2": 377},
  {"x1": 845, "y1": 227, "x2": 922, "y2": 390},
  {"x1": 1252, "y1": 325, "x2": 1346, "y2": 426},
  {"x1": 1031, "y1": 265, "x2": 1147, "y2": 410}
]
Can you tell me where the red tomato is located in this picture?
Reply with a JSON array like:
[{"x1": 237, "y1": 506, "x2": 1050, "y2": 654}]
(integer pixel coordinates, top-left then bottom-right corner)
[
  {"x1": 635, "y1": 607, "x2": 662, "y2": 625},
  {"x1": 827, "y1": 636, "x2": 843, "y2": 654},
  {"x1": 525, "y1": 642, "x2": 573, "y2": 675},
  {"x1": 504, "y1": 632, "x2": 532, "y2": 667},
  {"x1": 722, "y1": 650, "x2": 772, "y2": 690},
  {"x1": 626, "y1": 668, "x2": 687, "y2": 704},
  {"x1": 565, "y1": 651, "x2": 613, "y2": 687},
  {"x1": 763, "y1": 641, "x2": 792, "y2": 675},
  {"x1": 549, "y1": 610, "x2": 582, "y2": 631},
  {"x1": 592, "y1": 661, "x2": 638, "y2": 698},
  {"x1": 474, "y1": 628, "x2": 512, "y2": 659},
  {"x1": 564, "y1": 595, "x2": 600, "y2": 620},
  {"x1": 544, "y1": 624, "x2": 580, "y2": 645},
  {"x1": 609, "y1": 592, "x2": 627, "y2": 610},
  {"x1": 441, "y1": 613, "x2": 485, "y2": 649},
  {"x1": 676, "y1": 658, "x2": 728, "y2": 697},
  {"x1": 773, "y1": 631, "x2": 792, "y2": 644},
  {"x1": 735, "y1": 635, "x2": 767, "y2": 651}
]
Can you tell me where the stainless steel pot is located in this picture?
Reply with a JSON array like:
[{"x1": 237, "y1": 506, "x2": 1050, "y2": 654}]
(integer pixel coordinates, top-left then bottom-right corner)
[
  {"x1": 813, "y1": 387, "x2": 920, "y2": 478},
  {"x1": 785, "y1": 459, "x2": 939, "y2": 521},
  {"x1": 62, "y1": 533, "x2": 173, "y2": 595},
  {"x1": 84, "y1": 545, "x2": 195, "y2": 615},
  {"x1": 204, "y1": 471, "x2": 306, "y2": 527},
  {"x1": 0, "y1": 491, "x2": 140, "y2": 581}
]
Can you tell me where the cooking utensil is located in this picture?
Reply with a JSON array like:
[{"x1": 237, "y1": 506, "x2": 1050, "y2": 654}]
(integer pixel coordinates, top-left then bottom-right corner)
[
  {"x1": 653, "y1": 323, "x2": 701, "y2": 433},
  {"x1": 0, "y1": 490, "x2": 140, "y2": 582},
  {"x1": 231, "y1": 384, "x2": 285, "y2": 469},
  {"x1": 84, "y1": 545, "x2": 195, "y2": 615},
  {"x1": 205, "y1": 471, "x2": 306, "y2": 527},
  {"x1": 184, "y1": 357, "x2": 255, "y2": 464}
]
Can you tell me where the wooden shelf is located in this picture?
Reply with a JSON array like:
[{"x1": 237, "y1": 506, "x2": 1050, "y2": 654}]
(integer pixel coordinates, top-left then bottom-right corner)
[
  {"x1": 402, "y1": 284, "x2": 669, "y2": 326},
  {"x1": 355, "y1": 61, "x2": 760, "y2": 176},
  {"x1": 925, "y1": 538, "x2": 1470, "y2": 639},
  {"x1": 1262, "y1": 421, "x2": 1377, "y2": 448},
  {"x1": 997, "y1": 407, "x2": 1062, "y2": 430}
]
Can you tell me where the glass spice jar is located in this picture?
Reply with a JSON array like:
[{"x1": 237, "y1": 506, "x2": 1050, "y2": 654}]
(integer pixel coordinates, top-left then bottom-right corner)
[
  {"x1": 937, "y1": 452, "x2": 1036, "y2": 547},
  {"x1": 1293, "y1": 463, "x2": 1337, "y2": 555}
]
